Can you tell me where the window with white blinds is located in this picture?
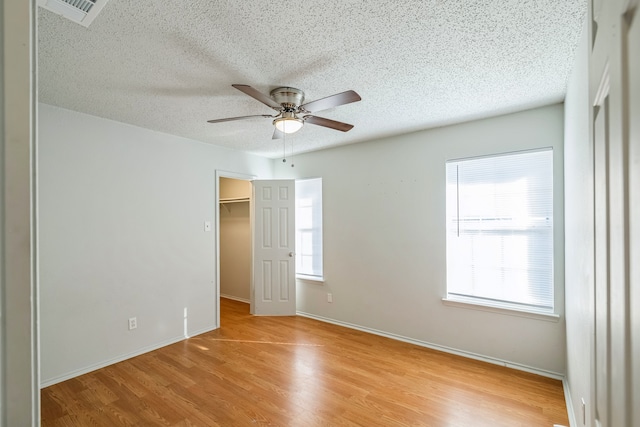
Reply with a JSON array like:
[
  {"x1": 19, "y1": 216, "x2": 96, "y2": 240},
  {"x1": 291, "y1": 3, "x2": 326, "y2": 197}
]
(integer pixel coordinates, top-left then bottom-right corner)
[
  {"x1": 295, "y1": 178, "x2": 323, "y2": 280},
  {"x1": 445, "y1": 149, "x2": 554, "y2": 313}
]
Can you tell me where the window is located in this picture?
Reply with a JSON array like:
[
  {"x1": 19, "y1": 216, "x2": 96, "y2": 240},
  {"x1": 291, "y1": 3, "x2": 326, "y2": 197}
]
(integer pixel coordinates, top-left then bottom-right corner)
[
  {"x1": 445, "y1": 149, "x2": 554, "y2": 313},
  {"x1": 295, "y1": 178, "x2": 323, "y2": 280}
]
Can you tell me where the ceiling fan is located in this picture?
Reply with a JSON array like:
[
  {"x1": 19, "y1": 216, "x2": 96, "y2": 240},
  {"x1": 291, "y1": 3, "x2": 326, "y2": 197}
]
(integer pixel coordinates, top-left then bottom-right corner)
[{"x1": 208, "y1": 84, "x2": 361, "y2": 139}]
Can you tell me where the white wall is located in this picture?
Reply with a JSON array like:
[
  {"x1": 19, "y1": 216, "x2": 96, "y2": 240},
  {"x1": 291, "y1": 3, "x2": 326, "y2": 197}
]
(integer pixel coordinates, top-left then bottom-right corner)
[
  {"x1": 563, "y1": 18, "x2": 592, "y2": 426},
  {"x1": 278, "y1": 104, "x2": 567, "y2": 375},
  {"x1": 38, "y1": 103, "x2": 273, "y2": 386}
]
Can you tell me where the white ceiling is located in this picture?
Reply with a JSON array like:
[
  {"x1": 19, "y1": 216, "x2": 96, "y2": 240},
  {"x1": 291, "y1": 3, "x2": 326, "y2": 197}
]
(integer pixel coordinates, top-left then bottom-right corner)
[{"x1": 38, "y1": 0, "x2": 586, "y2": 158}]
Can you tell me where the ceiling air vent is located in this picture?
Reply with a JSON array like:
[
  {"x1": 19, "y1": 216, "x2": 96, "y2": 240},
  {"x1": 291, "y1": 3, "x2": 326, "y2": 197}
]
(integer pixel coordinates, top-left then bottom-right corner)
[{"x1": 38, "y1": 0, "x2": 110, "y2": 27}]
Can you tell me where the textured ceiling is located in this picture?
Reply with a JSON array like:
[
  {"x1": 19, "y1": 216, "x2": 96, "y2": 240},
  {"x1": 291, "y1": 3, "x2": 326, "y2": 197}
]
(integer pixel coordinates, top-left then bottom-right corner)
[{"x1": 38, "y1": 0, "x2": 586, "y2": 158}]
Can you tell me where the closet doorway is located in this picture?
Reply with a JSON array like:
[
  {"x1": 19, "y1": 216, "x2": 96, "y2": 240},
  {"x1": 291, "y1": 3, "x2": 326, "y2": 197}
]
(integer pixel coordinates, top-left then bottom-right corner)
[
  {"x1": 216, "y1": 172, "x2": 297, "y2": 324},
  {"x1": 216, "y1": 173, "x2": 253, "y2": 326}
]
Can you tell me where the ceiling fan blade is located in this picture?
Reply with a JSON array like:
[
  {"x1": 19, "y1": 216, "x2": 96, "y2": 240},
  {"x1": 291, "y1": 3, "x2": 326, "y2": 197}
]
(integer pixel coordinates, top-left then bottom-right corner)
[
  {"x1": 207, "y1": 114, "x2": 274, "y2": 124},
  {"x1": 304, "y1": 115, "x2": 354, "y2": 132},
  {"x1": 232, "y1": 84, "x2": 281, "y2": 109},
  {"x1": 272, "y1": 128, "x2": 285, "y2": 139},
  {"x1": 300, "y1": 90, "x2": 361, "y2": 113}
]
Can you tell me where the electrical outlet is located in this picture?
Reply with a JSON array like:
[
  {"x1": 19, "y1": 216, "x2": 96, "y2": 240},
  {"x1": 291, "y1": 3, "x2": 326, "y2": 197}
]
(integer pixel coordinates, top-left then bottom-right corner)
[
  {"x1": 128, "y1": 317, "x2": 137, "y2": 330},
  {"x1": 327, "y1": 293, "x2": 333, "y2": 303}
]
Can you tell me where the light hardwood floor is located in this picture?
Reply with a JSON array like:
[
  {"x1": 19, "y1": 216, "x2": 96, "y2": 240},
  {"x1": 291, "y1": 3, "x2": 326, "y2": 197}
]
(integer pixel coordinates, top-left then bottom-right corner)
[{"x1": 41, "y1": 298, "x2": 569, "y2": 426}]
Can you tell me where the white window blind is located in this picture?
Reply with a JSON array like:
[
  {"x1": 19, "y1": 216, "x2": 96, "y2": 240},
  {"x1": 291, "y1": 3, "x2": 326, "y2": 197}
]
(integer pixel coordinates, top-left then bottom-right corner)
[
  {"x1": 295, "y1": 178, "x2": 323, "y2": 279},
  {"x1": 446, "y1": 149, "x2": 554, "y2": 312}
]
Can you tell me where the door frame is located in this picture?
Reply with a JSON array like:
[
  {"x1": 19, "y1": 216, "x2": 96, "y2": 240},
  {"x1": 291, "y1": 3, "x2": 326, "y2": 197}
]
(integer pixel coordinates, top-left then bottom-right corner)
[{"x1": 215, "y1": 170, "x2": 256, "y2": 328}]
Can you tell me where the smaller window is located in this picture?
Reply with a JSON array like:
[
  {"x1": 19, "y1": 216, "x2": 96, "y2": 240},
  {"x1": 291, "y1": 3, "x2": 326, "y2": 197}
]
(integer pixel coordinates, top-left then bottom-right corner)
[{"x1": 295, "y1": 178, "x2": 323, "y2": 280}]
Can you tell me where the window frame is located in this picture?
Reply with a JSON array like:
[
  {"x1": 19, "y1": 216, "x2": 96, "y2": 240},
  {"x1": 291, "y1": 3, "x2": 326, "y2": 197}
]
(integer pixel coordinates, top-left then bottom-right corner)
[
  {"x1": 295, "y1": 177, "x2": 324, "y2": 282},
  {"x1": 443, "y1": 148, "x2": 557, "y2": 319}
]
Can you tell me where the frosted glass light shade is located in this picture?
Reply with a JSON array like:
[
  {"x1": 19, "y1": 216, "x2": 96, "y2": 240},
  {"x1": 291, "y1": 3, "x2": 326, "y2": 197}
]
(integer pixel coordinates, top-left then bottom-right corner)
[{"x1": 274, "y1": 117, "x2": 304, "y2": 134}]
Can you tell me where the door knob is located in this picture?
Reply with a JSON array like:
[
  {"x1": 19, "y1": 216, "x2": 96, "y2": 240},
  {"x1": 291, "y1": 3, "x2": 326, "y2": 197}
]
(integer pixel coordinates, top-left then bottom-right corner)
[{"x1": 289, "y1": 252, "x2": 294, "y2": 257}]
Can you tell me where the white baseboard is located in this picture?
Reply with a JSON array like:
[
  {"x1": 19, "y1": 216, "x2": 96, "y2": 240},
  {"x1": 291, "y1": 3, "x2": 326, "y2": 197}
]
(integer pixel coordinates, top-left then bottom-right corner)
[
  {"x1": 40, "y1": 325, "x2": 217, "y2": 388},
  {"x1": 563, "y1": 378, "x2": 578, "y2": 427},
  {"x1": 187, "y1": 326, "x2": 218, "y2": 338},
  {"x1": 220, "y1": 294, "x2": 250, "y2": 304},
  {"x1": 296, "y1": 310, "x2": 564, "y2": 380}
]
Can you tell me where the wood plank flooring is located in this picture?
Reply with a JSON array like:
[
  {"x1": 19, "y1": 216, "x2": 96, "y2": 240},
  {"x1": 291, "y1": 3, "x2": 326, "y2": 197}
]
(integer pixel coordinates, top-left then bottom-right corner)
[{"x1": 41, "y1": 298, "x2": 569, "y2": 426}]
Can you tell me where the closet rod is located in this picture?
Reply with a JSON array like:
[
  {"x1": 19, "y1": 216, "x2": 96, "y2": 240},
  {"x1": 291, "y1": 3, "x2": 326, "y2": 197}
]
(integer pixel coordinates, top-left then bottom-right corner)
[{"x1": 219, "y1": 197, "x2": 250, "y2": 204}]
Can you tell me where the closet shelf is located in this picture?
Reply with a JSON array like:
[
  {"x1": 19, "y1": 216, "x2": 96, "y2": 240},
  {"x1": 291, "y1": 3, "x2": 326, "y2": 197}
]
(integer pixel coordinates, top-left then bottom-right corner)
[{"x1": 220, "y1": 197, "x2": 249, "y2": 213}]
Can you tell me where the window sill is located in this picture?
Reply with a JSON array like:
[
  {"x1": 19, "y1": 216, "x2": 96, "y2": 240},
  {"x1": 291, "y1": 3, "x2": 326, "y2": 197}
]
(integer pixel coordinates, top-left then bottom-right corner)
[
  {"x1": 296, "y1": 275, "x2": 325, "y2": 283},
  {"x1": 441, "y1": 297, "x2": 560, "y2": 322}
]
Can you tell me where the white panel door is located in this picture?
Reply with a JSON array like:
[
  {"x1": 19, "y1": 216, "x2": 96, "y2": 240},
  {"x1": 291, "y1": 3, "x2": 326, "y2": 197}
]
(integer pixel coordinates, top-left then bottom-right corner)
[
  {"x1": 252, "y1": 180, "x2": 296, "y2": 316},
  {"x1": 589, "y1": 1, "x2": 639, "y2": 426}
]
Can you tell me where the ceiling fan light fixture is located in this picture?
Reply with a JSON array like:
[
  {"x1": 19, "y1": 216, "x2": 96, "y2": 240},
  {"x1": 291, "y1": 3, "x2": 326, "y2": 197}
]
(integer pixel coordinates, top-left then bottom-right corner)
[
  {"x1": 208, "y1": 85, "x2": 360, "y2": 137},
  {"x1": 273, "y1": 116, "x2": 304, "y2": 134}
]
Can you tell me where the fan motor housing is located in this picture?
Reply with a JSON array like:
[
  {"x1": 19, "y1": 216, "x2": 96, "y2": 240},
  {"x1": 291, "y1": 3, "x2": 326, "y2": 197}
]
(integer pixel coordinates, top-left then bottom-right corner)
[{"x1": 270, "y1": 87, "x2": 305, "y2": 107}]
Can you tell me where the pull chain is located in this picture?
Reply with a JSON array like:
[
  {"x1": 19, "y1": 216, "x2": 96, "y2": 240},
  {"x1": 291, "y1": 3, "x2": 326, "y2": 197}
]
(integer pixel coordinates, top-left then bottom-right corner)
[
  {"x1": 282, "y1": 126, "x2": 287, "y2": 163},
  {"x1": 290, "y1": 130, "x2": 294, "y2": 167},
  {"x1": 281, "y1": 123, "x2": 294, "y2": 167}
]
